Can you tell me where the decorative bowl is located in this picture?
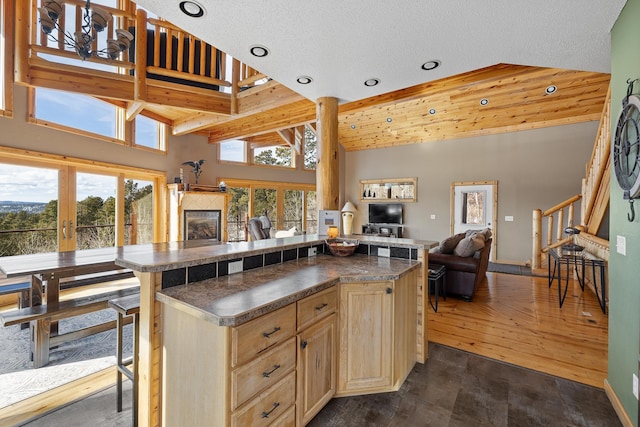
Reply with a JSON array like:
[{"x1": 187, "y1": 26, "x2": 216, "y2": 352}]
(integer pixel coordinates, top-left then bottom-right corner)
[{"x1": 325, "y1": 239, "x2": 359, "y2": 257}]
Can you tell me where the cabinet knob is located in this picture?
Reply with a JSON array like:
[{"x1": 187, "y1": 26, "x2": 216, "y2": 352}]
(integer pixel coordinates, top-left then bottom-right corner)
[
  {"x1": 386, "y1": 287, "x2": 393, "y2": 294},
  {"x1": 301, "y1": 340, "x2": 308, "y2": 349}
]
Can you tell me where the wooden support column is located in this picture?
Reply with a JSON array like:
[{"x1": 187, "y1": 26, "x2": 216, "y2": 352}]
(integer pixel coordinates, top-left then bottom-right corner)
[
  {"x1": 14, "y1": 0, "x2": 30, "y2": 85},
  {"x1": 316, "y1": 97, "x2": 339, "y2": 211}
]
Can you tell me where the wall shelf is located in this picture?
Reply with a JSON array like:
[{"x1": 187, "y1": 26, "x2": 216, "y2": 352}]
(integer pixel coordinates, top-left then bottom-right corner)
[{"x1": 359, "y1": 178, "x2": 417, "y2": 202}]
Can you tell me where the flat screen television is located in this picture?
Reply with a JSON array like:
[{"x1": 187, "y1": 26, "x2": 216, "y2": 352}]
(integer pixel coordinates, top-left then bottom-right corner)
[{"x1": 368, "y1": 203, "x2": 403, "y2": 224}]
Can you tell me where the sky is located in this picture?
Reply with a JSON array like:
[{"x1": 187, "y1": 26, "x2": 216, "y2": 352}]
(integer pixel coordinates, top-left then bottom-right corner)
[{"x1": 0, "y1": 165, "x2": 119, "y2": 203}]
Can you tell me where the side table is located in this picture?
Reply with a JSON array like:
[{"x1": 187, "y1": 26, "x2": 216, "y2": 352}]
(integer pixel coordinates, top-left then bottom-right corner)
[{"x1": 428, "y1": 264, "x2": 447, "y2": 312}]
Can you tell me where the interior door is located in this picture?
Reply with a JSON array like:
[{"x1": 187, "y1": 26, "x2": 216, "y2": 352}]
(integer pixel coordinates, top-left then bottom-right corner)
[{"x1": 452, "y1": 181, "x2": 497, "y2": 261}]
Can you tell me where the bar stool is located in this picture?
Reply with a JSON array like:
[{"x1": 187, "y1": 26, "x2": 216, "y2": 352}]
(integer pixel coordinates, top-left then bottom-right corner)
[{"x1": 108, "y1": 294, "x2": 140, "y2": 426}]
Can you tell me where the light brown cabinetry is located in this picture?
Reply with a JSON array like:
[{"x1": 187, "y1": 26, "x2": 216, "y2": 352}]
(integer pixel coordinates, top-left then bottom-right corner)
[
  {"x1": 337, "y1": 270, "x2": 417, "y2": 396},
  {"x1": 296, "y1": 287, "x2": 337, "y2": 426}
]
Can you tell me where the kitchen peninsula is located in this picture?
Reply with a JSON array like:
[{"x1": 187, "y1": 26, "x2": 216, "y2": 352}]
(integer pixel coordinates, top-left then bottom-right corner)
[{"x1": 115, "y1": 234, "x2": 437, "y2": 426}]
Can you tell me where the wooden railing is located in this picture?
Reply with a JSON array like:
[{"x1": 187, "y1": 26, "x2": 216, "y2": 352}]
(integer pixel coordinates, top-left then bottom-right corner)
[
  {"x1": 532, "y1": 194, "x2": 582, "y2": 271},
  {"x1": 22, "y1": 0, "x2": 270, "y2": 104},
  {"x1": 531, "y1": 86, "x2": 611, "y2": 272},
  {"x1": 581, "y1": 86, "x2": 611, "y2": 233}
]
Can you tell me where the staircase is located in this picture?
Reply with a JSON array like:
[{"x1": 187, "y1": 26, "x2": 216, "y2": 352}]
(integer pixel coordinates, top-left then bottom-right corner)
[{"x1": 531, "y1": 86, "x2": 611, "y2": 276}]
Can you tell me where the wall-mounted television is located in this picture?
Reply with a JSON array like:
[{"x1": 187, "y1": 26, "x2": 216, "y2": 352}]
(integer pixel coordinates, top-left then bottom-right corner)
[{"x1": 368, "y1": 203, "x2": 403, "y2": 224}]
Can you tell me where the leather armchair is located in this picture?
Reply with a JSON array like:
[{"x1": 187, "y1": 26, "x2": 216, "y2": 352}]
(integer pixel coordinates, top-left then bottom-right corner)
[{"x1": 247, "y1": 215, "x2": 272, "y2": 240}]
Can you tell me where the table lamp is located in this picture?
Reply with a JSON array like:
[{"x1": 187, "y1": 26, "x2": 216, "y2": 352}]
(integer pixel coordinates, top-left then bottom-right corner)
[{"x1": 341, "y1": 201, "x2": 357, "y2": 235}]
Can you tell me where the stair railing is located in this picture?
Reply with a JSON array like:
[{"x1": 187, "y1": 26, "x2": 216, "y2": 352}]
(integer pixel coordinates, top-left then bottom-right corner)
[{"x1": 532, "y1": 194, "x2": 582, "y2": 271}]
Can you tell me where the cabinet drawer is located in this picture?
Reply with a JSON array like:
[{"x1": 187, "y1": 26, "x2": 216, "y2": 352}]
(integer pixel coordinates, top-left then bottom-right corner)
[
  {"x1": 232, "y1": 304, "x2": 296, "y2": 367},
  {"x1": 231, "y1": 337, "x2": 296, "y2": 410},
  {"x1": 231, "y1": 371, "x2": 296, "y2": 427},
  {"x1": 270, "y1": 404, "x2": 296, "y2": 427},
  {"x1": 297, "y1": 287, "x2": 337, "y2": 331}
]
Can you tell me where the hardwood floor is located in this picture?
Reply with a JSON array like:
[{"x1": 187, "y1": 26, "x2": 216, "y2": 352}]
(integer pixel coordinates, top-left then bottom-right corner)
[{"x1": 427, "y1": 271, "x2": 608, "y2": 388}]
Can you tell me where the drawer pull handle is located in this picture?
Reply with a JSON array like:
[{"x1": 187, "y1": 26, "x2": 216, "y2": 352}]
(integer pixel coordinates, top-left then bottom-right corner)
[
  {"x1": 263, "y1": 326, "x2": 281, "y2": 338},
  {"x1": 261, "y1": 402, "x2": 280, "y2": 418},
  {"x1": 315, "y1": 302, "x2": 328, "y2": 311},
  {"x1": 263, "y1": 364, "x2": 281, "y2": 378}
]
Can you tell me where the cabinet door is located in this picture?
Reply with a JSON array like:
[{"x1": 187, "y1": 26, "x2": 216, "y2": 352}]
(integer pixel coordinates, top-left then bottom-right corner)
[
  {"x1": 338, "y1": 281, "x2": 393, "y2": 394},
  {"x1": 297, "y1": 313, "x2": 337, "y2": 426}
]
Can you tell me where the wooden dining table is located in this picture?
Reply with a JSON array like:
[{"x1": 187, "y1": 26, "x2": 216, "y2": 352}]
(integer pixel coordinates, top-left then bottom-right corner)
[{"x1": 0, "y1": 240, "x2": 224, "y2": 332}]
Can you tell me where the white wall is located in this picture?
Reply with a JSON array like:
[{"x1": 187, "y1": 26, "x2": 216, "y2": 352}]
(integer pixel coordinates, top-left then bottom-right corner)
[{"x1": 344, "y1": 121, "x2": 599, "y2": 263}]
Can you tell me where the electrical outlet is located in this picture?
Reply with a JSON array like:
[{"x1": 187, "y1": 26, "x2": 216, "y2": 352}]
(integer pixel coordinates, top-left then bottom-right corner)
[
  {"x1": 430, "y1": 214, "x2": 436, "y2": 220},
  {"x1": 634, "y1": 374, "x2": 639, "y2": 400},
  {"x1": 379, "y1": 248, "x2": 391, "y2": 258},
  {"x1": 505, "y1": 215, "x2": 514, "y2": 222},
  {"x1": 228, "y1": 260, "x2": 243, "y2": 274},
  {"x1": 308, "y1": 247, "x2": 317, "y2": 257}
]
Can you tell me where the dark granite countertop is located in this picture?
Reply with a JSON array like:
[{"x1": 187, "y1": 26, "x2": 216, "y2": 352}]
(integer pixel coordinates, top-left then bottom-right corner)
[{"x1": 157, "y1": 253, "x2": 420, "y2": 326}]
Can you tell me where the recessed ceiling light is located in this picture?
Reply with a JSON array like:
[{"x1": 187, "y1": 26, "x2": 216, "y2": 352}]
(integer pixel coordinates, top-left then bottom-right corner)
[
  {"x1": 296, "y1": 76, "x2": 313, "y2": 85},
  {"x1": 351, "y1": 124, "x2": 357, "y2": 129},
  {"x1": 249, "y1": 45, "x2": 270, "y2": 58},
  {"x1": 545, "y1": 85, "x2": 558, "y2": 95},
  {"x1": 480, "y1": 98, "x2": 489, "y2": 106},
  {"x1": 429, "y1": 108, "x2": 436, "y2": 115},
  {"x1": 421, "y1": 60, "x2": 441, "y2": 71},
  {"x1": 179, "y1": 1, "x2": 205, "y2": 18},
  {"x1": 386, "y1": 117, "x2": 392, "y2": 123},
  {"x1": 364, "y1": 78, "x2": 380, "y2": 87}
]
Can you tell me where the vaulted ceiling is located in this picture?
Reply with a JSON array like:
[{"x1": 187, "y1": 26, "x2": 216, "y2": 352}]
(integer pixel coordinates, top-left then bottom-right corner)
[{"x1": 129, "y1": 1, "x2": 621, "y2": 151}]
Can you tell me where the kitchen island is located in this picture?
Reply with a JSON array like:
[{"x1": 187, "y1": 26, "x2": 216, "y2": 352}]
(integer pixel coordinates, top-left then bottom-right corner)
[{"x1": 115, "y1": 234, "x2": 437, "y2": 426}]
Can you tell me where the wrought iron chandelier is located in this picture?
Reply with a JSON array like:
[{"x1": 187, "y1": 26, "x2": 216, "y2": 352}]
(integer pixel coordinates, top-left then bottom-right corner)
[{"x1": 38, "y1": 0, "x2": 134, "y2": 60}]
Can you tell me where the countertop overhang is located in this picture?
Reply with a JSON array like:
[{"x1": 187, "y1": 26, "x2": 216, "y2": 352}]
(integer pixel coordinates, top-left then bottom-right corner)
[
  {"x1": 157, "y1": 253, "x2": 420, "y2": 326},
  {"x1": 115, "y1": 234, "x2": 436, "y2": 273}
]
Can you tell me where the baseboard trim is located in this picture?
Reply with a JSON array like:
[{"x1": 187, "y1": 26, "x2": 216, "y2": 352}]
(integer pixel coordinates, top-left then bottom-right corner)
[
  {"x1": 0, "y1": 366, "x2": 116, "y2": 426},
  {"x1": 604, "y1": 378, "x2": 635, "y2": 427}
]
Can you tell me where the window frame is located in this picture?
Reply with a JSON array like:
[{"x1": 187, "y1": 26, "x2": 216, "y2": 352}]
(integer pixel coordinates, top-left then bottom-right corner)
[{"x1": 0, "y1": 0, "x2": 14, "y2": 118}]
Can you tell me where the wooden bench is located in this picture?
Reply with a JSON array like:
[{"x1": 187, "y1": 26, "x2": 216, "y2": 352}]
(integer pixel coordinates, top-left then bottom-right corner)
[
  {"x1": 0, "y1": 284, "x2": 139, "y2": 368},
  {"x1": 0, "y1": 276, "x2": 33, "y2": 309}
]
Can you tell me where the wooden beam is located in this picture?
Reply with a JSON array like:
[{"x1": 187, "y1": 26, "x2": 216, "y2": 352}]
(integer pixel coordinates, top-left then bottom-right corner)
[
  {"x1": 316, "y1": 97, "x2": 339, "y2": 211},
  {"x1": 126, "y1": 101, "x2": 146, "y2": 121},
  {"x1": 172, "y1": 111, "x2": 231, "y2": 136}
]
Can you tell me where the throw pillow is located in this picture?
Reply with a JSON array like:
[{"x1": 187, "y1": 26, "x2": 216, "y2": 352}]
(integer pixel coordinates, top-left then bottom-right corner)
[
  {"x1": 439, "y1": 232, "x2": 466, "y2": 254},
  {"x1": 454, "y1": 233, "x2": 486, "y2": 257}
]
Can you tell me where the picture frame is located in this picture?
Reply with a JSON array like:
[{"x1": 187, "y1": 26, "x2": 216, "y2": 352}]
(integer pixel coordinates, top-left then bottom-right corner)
[
  {"x1": 318, "y1": 209, "x2": 341, "y2": 236},
  {"x1": 184, "y1": 210, "x2": 221, "y2": 241}
]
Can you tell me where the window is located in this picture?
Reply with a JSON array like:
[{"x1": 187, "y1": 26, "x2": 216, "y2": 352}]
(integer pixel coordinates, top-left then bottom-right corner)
[
  {"x1": 461, "y1": 191, "x2": 486, "y2": 225},
  {"x1": 34, "y1": 88, "x2": 119, "y2": 141},
  {"x1": 222, "y1": 179, "x2": 316, "y2": 240},
  {"x1": 303, "y1": 126, "x2": 317, "y2": 170},
  {"x1": 135, "y1": 115, "x2": 167, "y2": 151},
  {"x1": 31, "y1": 88, "x2": 167, "y2": 151},
  {"x1": 0, "y1": 150, "x2": 163, "y2": 255},
  {"x1": 219, "y1": 140, "x2": 247, "y2": 163},
  {"x1": 253, "y1": 145, "x2": 293, "y2": 168}
]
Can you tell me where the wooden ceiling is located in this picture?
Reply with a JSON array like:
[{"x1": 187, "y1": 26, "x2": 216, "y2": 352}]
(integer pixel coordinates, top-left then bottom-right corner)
[{"x1": 141, "y1": 63, "x2": 610, "y2": 152}]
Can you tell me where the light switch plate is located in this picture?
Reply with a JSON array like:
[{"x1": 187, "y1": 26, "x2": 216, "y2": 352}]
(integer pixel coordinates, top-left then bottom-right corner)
[
  {"x1": 228, "y1": 260, "x2": 243, "y2": 274},
  {"x1": 430, "y1": 214, "x2": 436, "y2": 220},
  {"x1": 505, "y1": 216, "x2": 514, "y2": 222},
  {"x1": 633, "y1": 374, "x2": 638, "y2": 399},
  {"x1": 617, "y1": 235, "x2": 626, "y2": 256}
]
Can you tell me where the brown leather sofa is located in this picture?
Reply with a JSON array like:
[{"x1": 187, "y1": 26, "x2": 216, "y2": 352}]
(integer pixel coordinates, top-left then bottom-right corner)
[{"x1": 428, "y1": 237, "x2": 492, "y2": 302}]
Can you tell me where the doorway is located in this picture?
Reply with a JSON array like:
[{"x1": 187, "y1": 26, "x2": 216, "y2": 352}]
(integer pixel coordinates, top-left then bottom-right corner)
[{"x1": 451, "y1": 181, "x2": 497, "y2": 262}]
